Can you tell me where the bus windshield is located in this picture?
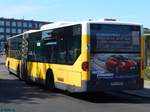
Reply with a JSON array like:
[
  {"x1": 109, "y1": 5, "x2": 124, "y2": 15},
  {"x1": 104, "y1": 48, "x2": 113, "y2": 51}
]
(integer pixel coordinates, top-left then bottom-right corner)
[{"x1": 90, "y1": 24, "x2": 141, "y2": 53}]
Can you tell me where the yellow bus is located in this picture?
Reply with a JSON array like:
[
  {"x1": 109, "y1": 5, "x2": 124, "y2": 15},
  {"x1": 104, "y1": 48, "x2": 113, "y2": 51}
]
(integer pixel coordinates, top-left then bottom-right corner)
[{"x1": 5, "y1": 19, "x2": 144, "y2": 92}]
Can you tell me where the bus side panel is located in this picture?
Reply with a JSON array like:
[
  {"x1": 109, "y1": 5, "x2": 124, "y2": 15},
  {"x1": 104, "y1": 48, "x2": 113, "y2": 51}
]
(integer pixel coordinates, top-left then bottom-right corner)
[
  {"x1": 25, "y1": 35, "x2": 88, "y2": 92},
  {"x1": 27, "y1": 62, "x2": 50, "y2": 82},
  {"x1": 27, "y1": 61, "x2": 83, "y2": 90},
  {"x1": 81, "y1": 34, "x2": 90, "y2": 81},
  {"x1": 6, "y1": 57, "x2": 20, "y2": 73}
]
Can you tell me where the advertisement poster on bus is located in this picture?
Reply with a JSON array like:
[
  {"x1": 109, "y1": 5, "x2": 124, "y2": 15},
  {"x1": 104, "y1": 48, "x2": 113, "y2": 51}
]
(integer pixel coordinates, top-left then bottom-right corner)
[
  {"x1": 90, "y1": 53, "x2": 140, "y2": 80},
  {"x1": 90, "y1": 24, "x2": 141, "y2": 80}
]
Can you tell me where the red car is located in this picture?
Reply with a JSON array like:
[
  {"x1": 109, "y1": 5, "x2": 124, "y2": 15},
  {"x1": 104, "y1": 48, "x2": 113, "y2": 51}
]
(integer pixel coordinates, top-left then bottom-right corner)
[{"x1": 105, "y1": 55, "x2": 137, "y2": 73}]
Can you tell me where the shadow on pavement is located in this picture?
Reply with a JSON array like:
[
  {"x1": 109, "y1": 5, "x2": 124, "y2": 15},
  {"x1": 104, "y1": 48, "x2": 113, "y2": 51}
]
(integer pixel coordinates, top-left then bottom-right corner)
[
  {"x1": 65, "y1": 91, "x2": 150, "y2": 104},
  {"x1": 0, "y1": 78, "x2": 63, "y2": 104},
  {"x1": 1, "y1": 77, "x2": 150, "y2": 104}
]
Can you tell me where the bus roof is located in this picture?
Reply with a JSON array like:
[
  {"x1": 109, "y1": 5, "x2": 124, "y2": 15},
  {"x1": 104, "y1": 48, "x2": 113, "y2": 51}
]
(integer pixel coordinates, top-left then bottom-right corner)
[
  {"x1": 40, "y1": 19, "x2": 142, "y2": 30},
  {"x1": 40, "y1": 21, "x2": 79, "y2": 30},
  {"x1": 7, "y1": 19, "x2": 142, "y2": 40},
  {"x1": 90, "y1": 18, "x2": 141, "y2": 26},
  {"x1": 7, "y1": 33, "x2": 23, "y2": 40}
]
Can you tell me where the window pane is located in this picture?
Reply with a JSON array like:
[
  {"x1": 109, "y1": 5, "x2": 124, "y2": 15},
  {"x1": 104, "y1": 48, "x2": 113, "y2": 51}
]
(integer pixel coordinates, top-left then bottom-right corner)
[
  {"x1": 6, "y1": 21, "x2": 10, "y2": 26},
  {"x1": 57, "y1": 29, "x2": 67, "y2": 64},
  {"x1": 42, "y1": 30, "x2": 57, "y2": 63},
  {"x1": 17, "y1": 29, "x2": 22, "y2": 33},
  {"x1": 0, "y1": 28, "x2": 4, "y2": 33},
  {"x1": 29, "y1": 23, "x2": 32, "y2": 28},
  {"x1": 23, "y1": 29, "x2": 27, "y2": 32},
  {"x1": 41, "y1": 25, "x2": 81, "y2": 64},
  {"x1": 23, "y1": 22, "x2": 27, "y2": 27},
  {"x1": 17, "y1": 22, "x2": 22, "y2": 27},
  {"x1": 12, "y1": 28, "x2": 16, "y2": 33},
  {"x1": 32, "y1": 23, "x2": 38, "y2": 28},
  {"x1": 0, "y1": 35, "x2": 4, "y2": 40},
  {"x1": 12, "y1": 21, "x2": 16, "y2": 27},
  {"x1": 6, "y1": 35, "x2": 11, "y2": 39},
  {"x1": 66, "y1": 25, "x2": 81, "y2": 64},
  {"x1": 28, "y1": 32, "x2": 42, "y2": 61},
  {"x1": 90, "y1": 24, "x2": 140, "y2": 53},
  {"x1": 0, "y1": 21, "x2": 4, "y2": 26},
  {"x1": 6, "y1": 28, "x2": 10, "y2": 33}
]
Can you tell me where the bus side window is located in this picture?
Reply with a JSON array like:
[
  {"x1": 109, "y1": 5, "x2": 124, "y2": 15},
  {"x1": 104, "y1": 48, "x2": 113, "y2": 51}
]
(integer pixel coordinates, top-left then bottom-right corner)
[
  {"x1": 56, "y1": 29, "x2": 67, "y2": 64},
  {"x1": 28, "y1": 32, "x2": 42, "y2": 62},
  {"x1": 42, "y1": 29, "x2": 57, "y2": 63},
  {"x1": 66, "y1": 25, "x2": 81, "y2": 64}
]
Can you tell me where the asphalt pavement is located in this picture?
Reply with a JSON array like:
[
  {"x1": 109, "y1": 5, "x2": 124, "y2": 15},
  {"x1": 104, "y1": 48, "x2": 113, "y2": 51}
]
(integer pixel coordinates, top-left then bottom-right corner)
[
  {"x1": 1, "y1": 60, "x2": 150, "y2": 112},
  {"x1": 0, "y1": 55, "x2": 5, "y2": 64},
  {"x1": 124, "y1": 80, "x2": 150, "y2": 98}
]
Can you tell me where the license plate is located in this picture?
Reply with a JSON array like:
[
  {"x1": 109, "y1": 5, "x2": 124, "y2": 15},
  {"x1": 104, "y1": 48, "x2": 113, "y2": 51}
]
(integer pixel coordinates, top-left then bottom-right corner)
[{"x1": 110, "y1": 82, "x2": 124, "y2": 86}]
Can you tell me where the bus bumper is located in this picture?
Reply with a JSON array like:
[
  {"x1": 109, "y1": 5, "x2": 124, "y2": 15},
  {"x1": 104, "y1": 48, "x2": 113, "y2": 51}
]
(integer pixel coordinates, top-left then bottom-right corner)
[
  {"x1": 55, "y1": 79, "x2": 143, "y2": 92},
  {"x1": 81, "y1": 79, "x2": 144, "y2": 92}
]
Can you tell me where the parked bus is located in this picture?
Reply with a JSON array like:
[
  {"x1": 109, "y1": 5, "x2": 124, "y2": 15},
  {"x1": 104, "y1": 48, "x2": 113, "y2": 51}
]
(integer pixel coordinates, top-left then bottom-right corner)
[{"x1": 5, "y1": 19, "x2": 144, "y2": 92}]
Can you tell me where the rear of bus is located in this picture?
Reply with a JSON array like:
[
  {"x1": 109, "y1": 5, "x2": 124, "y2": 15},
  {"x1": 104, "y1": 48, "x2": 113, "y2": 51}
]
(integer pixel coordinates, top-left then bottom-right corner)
[{"x1": 85, "y1": 22, "x2": 144, "y2": 91}]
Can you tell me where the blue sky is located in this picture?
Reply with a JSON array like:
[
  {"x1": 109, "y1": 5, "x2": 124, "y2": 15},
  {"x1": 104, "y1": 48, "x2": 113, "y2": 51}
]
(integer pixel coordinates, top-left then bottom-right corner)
[{"x1": 0, "y1": 0, "x2": 150, "y2": 28}]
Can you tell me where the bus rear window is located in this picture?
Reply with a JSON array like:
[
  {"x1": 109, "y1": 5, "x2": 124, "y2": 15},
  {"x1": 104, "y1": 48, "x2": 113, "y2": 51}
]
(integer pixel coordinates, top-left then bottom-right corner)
[{"x1": 90, "y1": 24, "x2": 141, "y2": 53}]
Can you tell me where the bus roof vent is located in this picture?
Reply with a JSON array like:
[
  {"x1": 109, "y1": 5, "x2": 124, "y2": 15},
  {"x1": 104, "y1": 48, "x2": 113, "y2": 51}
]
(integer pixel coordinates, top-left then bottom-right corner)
[{"x1": 98, "y1": 18, "x2": 117, "y2": 21}]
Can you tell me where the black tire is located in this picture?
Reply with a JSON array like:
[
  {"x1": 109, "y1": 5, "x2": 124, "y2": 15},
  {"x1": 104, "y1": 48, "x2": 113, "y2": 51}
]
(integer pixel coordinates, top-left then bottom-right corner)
[{"x1": 45, "y1": 70, "x2": 55, "y2": 91}]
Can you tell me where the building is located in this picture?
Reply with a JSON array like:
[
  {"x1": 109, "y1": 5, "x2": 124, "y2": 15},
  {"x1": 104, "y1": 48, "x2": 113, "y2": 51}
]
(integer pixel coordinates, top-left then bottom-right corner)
[{"x1": 0, "y1": 17, "x2": 50, "y2": 51}]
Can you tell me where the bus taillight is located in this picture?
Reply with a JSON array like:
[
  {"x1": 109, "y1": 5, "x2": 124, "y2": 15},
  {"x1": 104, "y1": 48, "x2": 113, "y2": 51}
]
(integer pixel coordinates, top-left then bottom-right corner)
[{"x1": 82, "y1": 61, "x2": 89, "y2": 71}]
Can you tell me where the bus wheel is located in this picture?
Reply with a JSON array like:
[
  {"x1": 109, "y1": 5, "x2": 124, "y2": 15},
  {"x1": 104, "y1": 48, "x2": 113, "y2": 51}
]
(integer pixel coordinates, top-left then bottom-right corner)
[{"x1": 45, "y1": 70, "x2": 55, "y2": 91}]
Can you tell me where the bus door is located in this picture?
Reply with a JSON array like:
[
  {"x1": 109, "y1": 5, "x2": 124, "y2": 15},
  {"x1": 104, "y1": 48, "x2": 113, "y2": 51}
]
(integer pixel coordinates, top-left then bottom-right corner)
[{"x1": 21, "y1": 33, "x2": 28, "y2": 80}]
